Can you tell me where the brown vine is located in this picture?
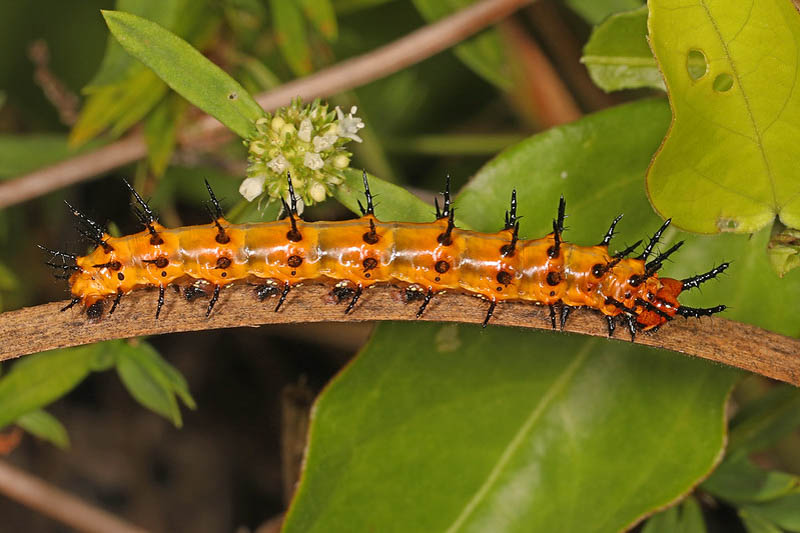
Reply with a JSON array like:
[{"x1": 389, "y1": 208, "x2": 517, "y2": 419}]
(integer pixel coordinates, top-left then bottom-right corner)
[{"x1": 1, "y1": 284, "x2": 798, "y2": 386}]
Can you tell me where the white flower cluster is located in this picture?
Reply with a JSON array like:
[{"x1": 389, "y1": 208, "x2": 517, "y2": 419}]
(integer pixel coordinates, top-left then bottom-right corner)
[{"x1": 241, "y1": 99, "x2": 364, "y2": 207}]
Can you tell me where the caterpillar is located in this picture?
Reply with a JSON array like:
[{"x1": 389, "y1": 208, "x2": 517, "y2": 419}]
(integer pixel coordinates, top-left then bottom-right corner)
[{"x1": 43, "y1": 174, "x2": 728, "y2": 340}]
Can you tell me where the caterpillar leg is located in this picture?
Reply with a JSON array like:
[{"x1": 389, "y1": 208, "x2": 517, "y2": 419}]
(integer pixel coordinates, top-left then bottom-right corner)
[
  {"x1": 87, "y1": 300, "x2": 104, "y2": 321},
  {"x1": 61, "y1": 297, "x2": 81, "y2": 312},
  {"x1": 206, "y1": 285, "x2": 221, "y2": 317},
  {"x1": 606, "y1": 315, "x2": 616, "y2": 338},
  {"x1": 109, "y1": 290, "x2": 123, "y2": 315},
  {"x1": 416, "y1": 289, "x2": 434, "y2": 318},
  {"x1": 482, "y1": 300, "x2": 497, "y2": 328},
  {"x1": 548, "y1": 304, "x2": 557, "y2": 330},
  {"x1": 559, "y1": 303, "x2": 572, "y2": 330},
  {"x1": 344, "y1": 286, "x2": 363, "y2": 315},
  {"x1": 626, "y1": 315, "x2": 637, "y2": 342},
  {"x1": 155, "y1": 286, "x2": 166, "y2": 319}
]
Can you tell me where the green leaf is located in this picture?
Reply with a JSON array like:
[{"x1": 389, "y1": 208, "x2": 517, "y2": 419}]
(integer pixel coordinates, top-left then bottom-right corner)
[
  {"x1": 411, "y1": 0, "x2": 511, "y2": 90},
  {"x1": 335, "y1": 168, "x2": 434, "y2": 223},
  {"x1": 16, "y1": 410, "x2": 70, "y2": 449},
  {"x1": 647, "y1": 0, "x2": 800, "y2": 234},
  {"x1": 565, "y1": 0, "x2": 643, "y2": 25},
  {"x1": 742, "y1": 491, "x2": 800, "y2": 532},
  {"x1": 642, "y1": 496, "x2": 706, "y2": 533},
  {"x1": 0, "y1": 135, "x2": 104, "y2": 178},
  {"x1": 144, "y1": 93, "x2": 187, "y2": 176},
  {"x1": 102, "y1": 10, "x2": 265, "y2": 139},
  {"x1": 739, "y1": 508, "x2": 783, "y2": 533},
  {"x1": 286, "y1": 100, "x2": 740, "y2": 532},
  {"x1": 285, "y1": 323, "x2": 735, "y2": 532},
  {"x1": 726, "y1": 385, "x2": 800, "y2": 459},
  {"x1": 581, "y1": 6, "x2": 664, "y2": 92},
  {"x1": 115, "y1": 341, "x2": 195, "y2": 427},
  {"x1": 299, "y1": 0, "x2": 338, "y2": 40},
  {"x1": 702, "y1": 457, "x2": 798, "y2": 505},
  {"x1": 270, "y1": 0, "x2": 313, "y2": 76},
  {"x1": 71, "y1": 68, "x2": 168, "y2": 146},
  {"x1": 0, "y1": 346, "x2": 97, "y2": 430},
  {"x1": 86, "y1": 0, "x2": 187, "y2": 90}
]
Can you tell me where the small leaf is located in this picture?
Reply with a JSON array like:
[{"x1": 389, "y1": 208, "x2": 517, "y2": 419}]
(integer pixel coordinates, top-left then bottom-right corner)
[
  {"x1": 102, "y1": 10, "x2": 265, "y2": 139},
  {"x1": 0, "y1": 346, "x2": 97, "y2": 430},
  {"x1": 642, "y1": 496, "x2": 706, "y2": 533},
  {"x1": 647, "y1": 0, "x2": 800, "y2": 234},
  {"x1": 298, "y1": 0, "x2": 338, "y2": 40},
  {"x1": 270, "y1": 0, "x2": 313, "y2": 76},
  {"x1": 115, "y1": 341, "x2": 195, "y2": 427},
  {"x1": 70, "y1": 69, "x2": 167, "y2": 147},
  {"x1": 739, "y1": 508, "x2": 783, "y2": 533},
  {"x1": 727, "y1": 385, "x2": 800, "y2": 458},
  {"x1": 565, "y1": 0, "x2": 643, "y2": 25},
  {"x1": 742, "y1": 491, "x2": 800, "y2": 532},
  {"x1": 767, "y1": 221, "x2": 800, "y2": 277},
  {"x1": 145, "y1": 94, "x2": 187, "y2": 176},
  {"x1": 16, "y1": 410, "x2": 70, "y2": 449},
  {"x1": 702, "y1": 457, "x2": 798, "y2": 505},
  {"x1": 581, "y1": 6, "x2": 664, "y2": 92}
]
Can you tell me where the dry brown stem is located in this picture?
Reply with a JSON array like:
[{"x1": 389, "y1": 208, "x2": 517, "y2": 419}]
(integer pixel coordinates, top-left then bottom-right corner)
[
  {"x1": 0, "y1": 0, "x2": 534, "y2": 209},
  {"x1": 0, "y1": 459, "x2": 148, "y2": 533},
  {"x1": 0, "y1": 284, "x2": 798, "y2": 386}
]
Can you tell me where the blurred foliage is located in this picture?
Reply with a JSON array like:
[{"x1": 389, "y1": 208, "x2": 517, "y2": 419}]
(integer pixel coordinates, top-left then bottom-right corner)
[{"x1": 0, "y1": 0, "x2": 799, "y2": 531}]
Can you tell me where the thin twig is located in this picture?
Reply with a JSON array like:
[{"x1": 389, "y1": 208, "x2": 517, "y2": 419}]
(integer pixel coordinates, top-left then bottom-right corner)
[
  {"x1": 0, "y1": 0, "x2": 534, "y2": 209},
  {"x1": 0, "y1": 459, "x2": 148, "y2": 533},
  {"x1": 1, "y1": 284, "x2": 798, "y2": 386}
]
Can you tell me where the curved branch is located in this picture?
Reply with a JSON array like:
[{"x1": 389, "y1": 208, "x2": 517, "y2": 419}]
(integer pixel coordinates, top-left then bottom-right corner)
[
  {"x1": 0, "y1": 459, "x2": 147, "y2": 533},
  {"x1": 0, "y1": 0, "x2": 534, "y2": 209},
  {"x1": 1, "y1": 284, "x2": 798, "y2": 386}
]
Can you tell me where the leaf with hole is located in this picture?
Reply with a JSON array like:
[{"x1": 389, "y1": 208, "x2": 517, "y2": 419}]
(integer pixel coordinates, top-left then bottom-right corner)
[
  {"x1": 581, "y1": 6, "x2": 664, "y2": 92},
  {"x1": 647, "y1": 0, "x2": 800, "y2": 234}
]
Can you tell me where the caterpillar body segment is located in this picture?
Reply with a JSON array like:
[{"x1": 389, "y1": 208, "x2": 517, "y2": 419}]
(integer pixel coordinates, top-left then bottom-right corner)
[{"x1": 54, "y1": 177, "x2": 727, "y2": 338}]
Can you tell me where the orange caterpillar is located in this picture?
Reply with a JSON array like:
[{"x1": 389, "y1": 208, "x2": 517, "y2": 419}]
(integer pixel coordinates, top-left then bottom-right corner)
[{"x1": 44, "y1": 175, "x2": 727, "y2": 340}]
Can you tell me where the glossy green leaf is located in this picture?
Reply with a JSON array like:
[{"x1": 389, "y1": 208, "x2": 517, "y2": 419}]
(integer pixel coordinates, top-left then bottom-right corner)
[
  {"x1": 103, "y1": 10, "x2": 265, "y2": 139},
  {"x1": 647, "y1": 0, "x2": 800, "y2": 234},
  {"x1": 144, "y1": 93, "x2": 187, "y2": 176},
  {"x1": 16, "y1": 410, "x2": 70, "y2": 449},
  {"x1": 285, "y1": 323, "x2": 734, "y2": 532},
  {"x1": 270, "y1": 0, "x2": 313, "y2": 76},
  {"x1": 642, "y1": 496, "x2": 706, "y2": 533},
  {"x1": 335, "y1": 168, "x2": 434, "y2": 223},
  {"x1": 115, "y1": 341, "x2": 195, "y2": 427},
  {"x1": 565, "y1": 0, "x2": 643, "y2": 25},
  {"x1": 411, "y1": 0, "x2": 511, "y2": 90},
  {"x1": 581, "y1": 6, "x2": 664, "y2": 92},
  {"x1": 742, "y1": 491, "x2": 800, "y2": 532},
  {"x1": 286, "y1": 100, "x2": 741, "y2": 532},
  {"x1": 0, "y1": 135, "x2": 103, "y2": 178},
  {"x1": 299, "y1": 0, "x2": 338, "y2": 40},
  {"x1": 0, "y1": 346, "x2": 97, "y2": 430},
  {"x1": 702, "y1": 457, "x2": 798, "y2": 505}
]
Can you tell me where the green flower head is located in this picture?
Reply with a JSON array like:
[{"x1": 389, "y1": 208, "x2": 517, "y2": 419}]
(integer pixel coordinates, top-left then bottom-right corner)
[{"x1": 241, "y1": 98, "x2": 364, "y2": 212}]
